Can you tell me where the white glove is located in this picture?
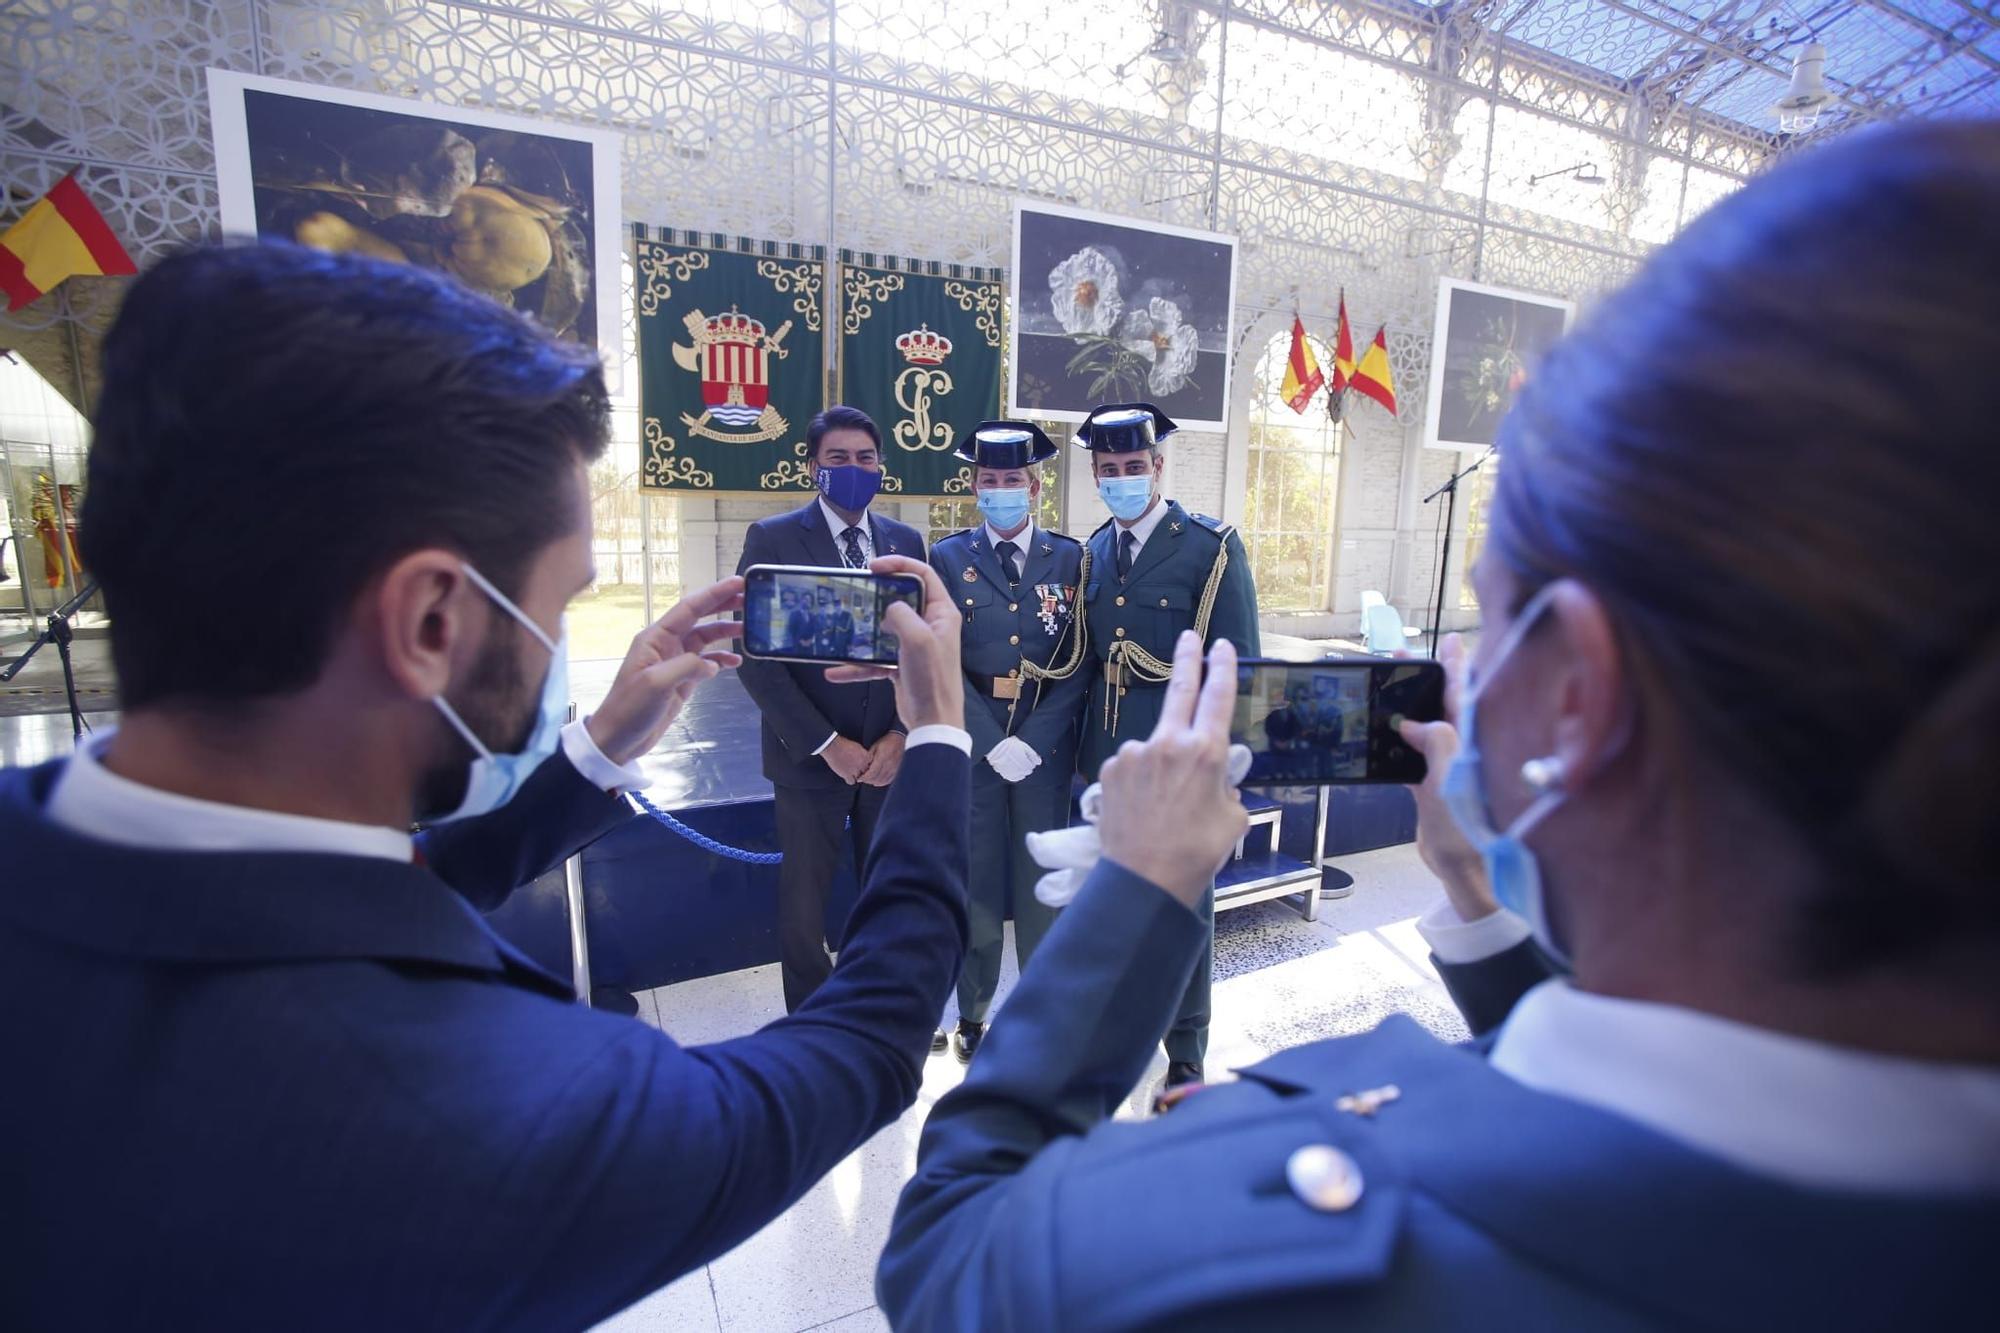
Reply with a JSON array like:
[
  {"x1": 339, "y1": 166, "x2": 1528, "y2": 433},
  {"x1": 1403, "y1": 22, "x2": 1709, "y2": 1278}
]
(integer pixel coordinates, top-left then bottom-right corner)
[
  {"x1": 984, "y1": 736, "x2": 1042, "y2": 784},
  {"x1": 1028, "y1": 744, "x2": 1253, "y2": 908}
]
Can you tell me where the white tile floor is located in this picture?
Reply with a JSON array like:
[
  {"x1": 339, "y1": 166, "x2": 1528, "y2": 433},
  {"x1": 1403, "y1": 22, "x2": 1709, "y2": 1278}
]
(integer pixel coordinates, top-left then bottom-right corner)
[{"x1": 591, "y1": 842, "x2": 1465, "y2": 1333}]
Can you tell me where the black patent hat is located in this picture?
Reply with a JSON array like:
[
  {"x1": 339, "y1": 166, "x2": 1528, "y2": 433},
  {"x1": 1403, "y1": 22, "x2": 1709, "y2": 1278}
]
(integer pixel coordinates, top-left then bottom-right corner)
[
  {"x1": 954, "y1": 420, "x2": 1060, "y2": 469},
  {"x1": 1073, "y1": 402, "x2": 1178, "y2": 453}
]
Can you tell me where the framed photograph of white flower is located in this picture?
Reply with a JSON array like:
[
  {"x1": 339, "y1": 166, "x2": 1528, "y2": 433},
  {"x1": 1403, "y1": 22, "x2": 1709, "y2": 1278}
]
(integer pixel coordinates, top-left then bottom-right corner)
[
  {"x1": 1010, "y1": 202, "x2": 1238, "y2": 431},
  {"x1": 1422, "y1": 278, "x2": 1574, "y2": 452}
]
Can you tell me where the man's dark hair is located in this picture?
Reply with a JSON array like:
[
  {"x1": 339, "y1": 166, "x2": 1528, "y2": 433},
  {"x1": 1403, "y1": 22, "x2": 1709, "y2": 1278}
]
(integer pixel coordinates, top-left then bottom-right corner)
[
  {"x1": 805, "y1": 405, "x2": 880, "y2": 458},
  {"x1": 82, "y1": 242, "x2": 610, "y2": 710}
]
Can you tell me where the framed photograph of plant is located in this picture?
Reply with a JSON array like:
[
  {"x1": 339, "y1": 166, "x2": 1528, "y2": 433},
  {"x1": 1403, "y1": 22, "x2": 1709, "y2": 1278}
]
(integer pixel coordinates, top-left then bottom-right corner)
[
  {"x1": 1422, "y1": 278, "x2": 1574, "y2": 452},
  {"x1": 1009, "y1": 202, "x2": 1238, "y2": 431},
  {"x1": 208, "y1": 70, "x2": 622, "y2": 386}
]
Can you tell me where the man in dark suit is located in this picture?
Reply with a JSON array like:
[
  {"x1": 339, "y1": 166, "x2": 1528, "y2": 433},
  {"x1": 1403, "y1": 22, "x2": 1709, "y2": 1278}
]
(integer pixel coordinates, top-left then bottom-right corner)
[
  {"x1": 735, "y1": 405, "x2": 927, "y2": 1011},
  {"x1": 0, "y1": 245, "x2": 974, "y2": 1332},
  {"x1": 783, "y1": 590, "x2": 816, "y2": 653}
]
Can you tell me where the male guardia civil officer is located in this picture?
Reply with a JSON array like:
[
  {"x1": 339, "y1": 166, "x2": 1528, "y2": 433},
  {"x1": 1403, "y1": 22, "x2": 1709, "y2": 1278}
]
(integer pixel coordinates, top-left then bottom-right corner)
[
  {"x1": 2, "y1": 244, "x2": 974, "y2": 1330},
  {"x1": 736, "y1": 405, "x2": 927, "y2": 1012},
  {"x1": 1076, "y1": 402, "x2": 1259, "y2": 1089},
  {"x1": 928, "y1": 421, "x2": 1088, "y2": 1063}
]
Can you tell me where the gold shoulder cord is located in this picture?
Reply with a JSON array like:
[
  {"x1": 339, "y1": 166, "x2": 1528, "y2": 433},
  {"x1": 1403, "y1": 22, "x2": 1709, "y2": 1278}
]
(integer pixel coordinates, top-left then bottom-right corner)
[
  {"x1": 1087, "y1": 526, "x2": 1234, "y2": 736},
  {"x1": 1006, "y1": 547, "x2": 1094, "y2": 733}
]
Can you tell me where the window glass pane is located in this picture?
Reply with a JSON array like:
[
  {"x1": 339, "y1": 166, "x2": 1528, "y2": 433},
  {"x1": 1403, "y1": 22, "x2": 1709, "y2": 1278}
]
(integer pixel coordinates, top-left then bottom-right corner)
[{"x1": 1242, "y1": 332, "x2": 1340, "y2": 613}]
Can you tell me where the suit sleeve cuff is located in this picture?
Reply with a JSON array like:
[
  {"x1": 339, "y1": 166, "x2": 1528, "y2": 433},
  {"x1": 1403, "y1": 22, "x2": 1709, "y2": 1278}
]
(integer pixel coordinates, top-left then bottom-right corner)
[
  {"x1": 561, "y1": 718, "x2": 651, "y2": 794},
  {"x1": 903, "y1": 724, "x2": 972, "y2": 756},
  {"x1": 1417, "y1": 895, "x2": 1533, "y2": 964},
  {"x1": 811, "y1": 731, "x2": 839, "y2": 756}
]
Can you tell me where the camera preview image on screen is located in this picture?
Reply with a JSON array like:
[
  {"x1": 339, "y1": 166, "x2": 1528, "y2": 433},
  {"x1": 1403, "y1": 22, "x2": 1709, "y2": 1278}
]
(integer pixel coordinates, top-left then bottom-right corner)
[
  {"x1": 1232, "y1": 662, "x2": 1440, "y2": 784},
  {"x1": 745, "y1": 569, "x2": 918, "y2": 665}
]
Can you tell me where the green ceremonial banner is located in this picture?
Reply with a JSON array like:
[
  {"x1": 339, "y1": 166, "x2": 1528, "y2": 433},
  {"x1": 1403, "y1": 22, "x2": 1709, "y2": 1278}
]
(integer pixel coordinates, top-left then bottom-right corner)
[
  {"x1": 837, "y1": 255, "x2": 1006, "y2": 500},
  {"x1": 637, "y1": 229, "x2": 828, "y2": 496}
]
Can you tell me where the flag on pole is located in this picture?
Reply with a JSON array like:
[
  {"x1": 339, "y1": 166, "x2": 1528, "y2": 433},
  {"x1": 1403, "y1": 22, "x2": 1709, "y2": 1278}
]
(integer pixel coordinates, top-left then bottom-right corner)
[
  {"x1": 1279, "y1": 315, "x2": 1325, "y2": 414},
  {"x1": 1330, "y1": 290, "x2": 1356, "y2": 395},
  {"x1": 1351, "y1": 325, "x2": 1398, "y2": 415},
  {"x1": 0, "y1": 174, "x2": 137, "y2": 312}
]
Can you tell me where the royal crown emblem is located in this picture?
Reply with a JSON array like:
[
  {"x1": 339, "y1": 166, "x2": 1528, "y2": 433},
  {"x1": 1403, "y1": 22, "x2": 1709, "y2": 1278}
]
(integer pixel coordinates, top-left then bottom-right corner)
[
  {"x1": 672, "y1": 305, "x2": 794, "y2": 443},
  {"x1": 895, "y1": 324, "x2": 953, "y2": 366}
]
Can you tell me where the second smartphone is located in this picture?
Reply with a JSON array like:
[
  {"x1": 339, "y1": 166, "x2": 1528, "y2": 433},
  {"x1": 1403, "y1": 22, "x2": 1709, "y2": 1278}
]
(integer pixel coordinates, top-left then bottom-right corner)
[{"x1": 1231, "y1": 657, "x2": 1446, "y2": 784}]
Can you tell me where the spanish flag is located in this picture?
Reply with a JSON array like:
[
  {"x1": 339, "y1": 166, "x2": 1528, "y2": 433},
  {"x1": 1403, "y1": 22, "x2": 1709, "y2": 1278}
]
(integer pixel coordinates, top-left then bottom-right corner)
[
  {"x1": 1351, "y1": 325, "x2": 1398, "y2": 416},
  {"x1": 1330, "y1": 291, "x2": 1356, "y2": 395},
  {"x1": 1280, "y1": 316, "x2": 1325, "y2": 414},
  {"x1": 0, "y1": 175, "x2": 136, "y2": 312}
]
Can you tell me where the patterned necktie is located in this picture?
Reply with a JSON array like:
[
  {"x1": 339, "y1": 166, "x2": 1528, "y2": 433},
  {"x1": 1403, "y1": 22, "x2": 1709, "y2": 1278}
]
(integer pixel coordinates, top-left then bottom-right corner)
[
  {"x1": 1117, "y1": 529, "x2": 1137, "y2": 581},
  {"x1": 841, "y1": 526, "x2": 866, "y2": 570},
  {"x1": 996, "y1": 540, "x2": 1021, "y2": 586}
]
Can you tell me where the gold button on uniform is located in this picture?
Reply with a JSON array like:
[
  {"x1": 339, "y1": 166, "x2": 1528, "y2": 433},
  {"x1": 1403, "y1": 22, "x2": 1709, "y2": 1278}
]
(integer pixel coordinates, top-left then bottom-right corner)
[
  {"x1": 1114, "y1": 626, "x2": 1126, "y2": 638},
  {"x1": 1009, "y1": 634, "x2": 1020, "y2": 645},
  {"x1": 964, "y1": 597, "x2": 975, "y2": 606},
  {"x1": 1286, "y1": 1144, "x2": 1364, "y2": 1212},
  {"x1": 1009, "y1": 602, "x2": 1018, "y2": 612},
  {"x1": 1115, "y1": 595, "x2": 1126, "y2": 606},
  {"x1": 1159, "y1": 597, "x2": 1169, "y2": 607}
]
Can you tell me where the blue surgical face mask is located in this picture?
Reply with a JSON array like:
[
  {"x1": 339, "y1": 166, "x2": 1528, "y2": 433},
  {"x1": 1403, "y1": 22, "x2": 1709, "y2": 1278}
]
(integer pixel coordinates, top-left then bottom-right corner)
[
  {"x1": 428, "y1": 563, "x2": 568, "y2": 824},
  {"x1": 816, "y1": 463, "x2": 883, "y2": 514},
  {"x1": 976, "y1": 486, "x2": 1031, "y2": 532},
  {"x1": 1439, "y1": 584, "x2": 1572, "y2": 965},
  {"x1": 1098, "y1": 474, "x2": 1154, "y2": 522}
]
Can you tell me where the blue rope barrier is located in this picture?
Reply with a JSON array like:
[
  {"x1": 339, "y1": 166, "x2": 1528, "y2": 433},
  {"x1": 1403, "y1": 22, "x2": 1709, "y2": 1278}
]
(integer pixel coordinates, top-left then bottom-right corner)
[{"x1": 628, "y1": 791, "x2": 784, "y2": 865}]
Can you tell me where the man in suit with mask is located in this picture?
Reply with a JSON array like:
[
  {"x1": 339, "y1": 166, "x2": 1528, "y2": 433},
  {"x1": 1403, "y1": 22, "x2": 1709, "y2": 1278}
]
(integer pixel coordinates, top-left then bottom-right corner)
[{"x1": 736, "y1": 405, "x2": 928, "y2": 1012}]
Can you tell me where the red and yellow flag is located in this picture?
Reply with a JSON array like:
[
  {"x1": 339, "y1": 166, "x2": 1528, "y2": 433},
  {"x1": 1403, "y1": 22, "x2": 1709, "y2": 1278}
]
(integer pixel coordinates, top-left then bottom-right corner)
[
  {"x1": 1280, "y1": 316, "x2": 1325, "y2": 414},
  {"x1": 0, "y1": 175, "x2": 136, "y2": 312},
  {"x1": 1351, "y1": 325, "x2": 1398, "y2": 416},
  {"x1": 1330, "y1": 290, "x2": 1356, "y2": 395}
]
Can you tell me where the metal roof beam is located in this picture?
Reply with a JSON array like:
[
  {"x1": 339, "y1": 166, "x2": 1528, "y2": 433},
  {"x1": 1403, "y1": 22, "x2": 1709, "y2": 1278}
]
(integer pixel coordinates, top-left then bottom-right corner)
[{"x1": 1851, "y1": 0, "x2": 2000, "y2": 76}]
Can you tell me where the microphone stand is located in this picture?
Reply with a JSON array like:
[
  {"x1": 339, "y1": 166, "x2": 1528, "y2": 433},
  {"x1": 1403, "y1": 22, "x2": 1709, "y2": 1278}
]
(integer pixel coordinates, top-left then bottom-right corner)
[
  {"x1": 2, "y1": 579, "x2": 101, "y2": 740},
  {"x1": 1420, "y1": 448, "x2": 1494, "y2": 657}
]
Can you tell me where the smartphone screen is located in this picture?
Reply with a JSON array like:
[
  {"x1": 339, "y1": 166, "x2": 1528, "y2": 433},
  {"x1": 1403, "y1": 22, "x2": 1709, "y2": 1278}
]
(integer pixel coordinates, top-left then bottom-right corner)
[
  {"x1": 742, "y1": 565, "x2": 925, "y2": 666},
  {"x1": 1231, "y1": 658, "x2": 1445, "y2": 784}
]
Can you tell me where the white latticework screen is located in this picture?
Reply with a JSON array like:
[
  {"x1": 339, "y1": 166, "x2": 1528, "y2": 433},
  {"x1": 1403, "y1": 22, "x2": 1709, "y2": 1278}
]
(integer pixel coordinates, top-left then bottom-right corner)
[{"x1": 3, "y1": 0, "x2": 1785, "y2": 643}]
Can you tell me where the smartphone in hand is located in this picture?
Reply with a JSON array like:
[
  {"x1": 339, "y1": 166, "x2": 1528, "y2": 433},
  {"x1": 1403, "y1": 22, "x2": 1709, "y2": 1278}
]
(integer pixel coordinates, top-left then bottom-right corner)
[
  {"x1": 741, "y1": 564, "x2": 926, "y2": 667},
  {"x1": 1231, "y1": 657, "x2": 1446, "y2": 784}
]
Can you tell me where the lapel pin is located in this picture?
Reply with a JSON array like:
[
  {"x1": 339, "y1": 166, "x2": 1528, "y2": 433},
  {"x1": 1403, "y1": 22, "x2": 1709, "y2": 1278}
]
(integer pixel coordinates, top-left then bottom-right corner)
[
  {"x1": 1169, "y1": 520, "x2": 1183, "y2": 534},
  {"x1": 962, "y1": 568, "x2": 977, "y2": 582},
  {"x1": 1334, "y1": 1084, "x2": 1402, "y2": 1118}
]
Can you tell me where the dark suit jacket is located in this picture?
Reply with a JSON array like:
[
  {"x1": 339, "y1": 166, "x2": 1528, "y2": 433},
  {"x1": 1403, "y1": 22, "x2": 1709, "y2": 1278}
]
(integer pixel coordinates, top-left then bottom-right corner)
[
  {"x1": 877, "y1": 866, "x2": 1993, "y2": 1331},
  {"x1": 736, "y1": 500, "x2": 926, "y2": 787},
  {"x1": 0, "y1": 742, "x2": 969, "y2": 1331}
]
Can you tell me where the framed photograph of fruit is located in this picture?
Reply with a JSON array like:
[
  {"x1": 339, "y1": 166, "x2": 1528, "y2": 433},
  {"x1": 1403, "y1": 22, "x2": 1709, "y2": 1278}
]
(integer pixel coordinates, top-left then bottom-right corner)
[
  {"x1": 1422, "y1": 278, "x2": 1574, "y2": 452},
  {"x1": 207, "y1": 71, "x2": 622, "y2": 385},
  {"x1": 1010, "y1": 202, "x2": 1237, "y2": 432}
]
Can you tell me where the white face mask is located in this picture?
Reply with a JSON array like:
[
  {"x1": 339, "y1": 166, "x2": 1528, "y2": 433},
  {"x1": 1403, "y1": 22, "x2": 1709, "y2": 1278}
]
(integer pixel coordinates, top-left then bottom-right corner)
[
  {"x1": 1439, "y1": 585, "x2": 1571, "y2": 964},
  {"x1": 426, "y1": 563, "x2": 567, "y2": 825}
]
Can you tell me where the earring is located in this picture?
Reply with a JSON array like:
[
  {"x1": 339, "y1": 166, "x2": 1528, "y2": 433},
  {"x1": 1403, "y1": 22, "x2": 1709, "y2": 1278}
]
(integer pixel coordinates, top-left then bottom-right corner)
[{"x1": 1520, "y1": 756, "x2": 1566, "y2": 793}]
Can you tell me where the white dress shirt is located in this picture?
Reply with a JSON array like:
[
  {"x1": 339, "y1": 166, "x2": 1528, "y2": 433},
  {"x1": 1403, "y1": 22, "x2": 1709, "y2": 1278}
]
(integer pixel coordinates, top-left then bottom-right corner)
[
  {"x1": 983, "y1": 517, "x2": 1037, "y2": 560},
  {"x1": 1419, "y1": 901, "x2": 2000, "y2": 1195},
  {"x1": 1112, "y1": 494, "x2": 1172, "y2": 563},
  {"x1": 45, "y1": 719, "x2": 646, "y2": 861},
  {"x1": 820, "y1": 496, "x2": 875, "y2": 566}
]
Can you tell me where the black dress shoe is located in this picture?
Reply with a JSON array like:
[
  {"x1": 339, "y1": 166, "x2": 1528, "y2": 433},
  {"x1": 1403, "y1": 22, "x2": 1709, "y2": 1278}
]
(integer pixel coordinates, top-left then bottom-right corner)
[
  {"x1": 1165, "y1": 1060, "x2": 1204, "y2": 1089},
  {"x1": 930, "y1": 1029, "x2": 948, "y2": 1055},
  {"x1": 952, "y1": 1019, "x2": 986, "y2": 1065}
]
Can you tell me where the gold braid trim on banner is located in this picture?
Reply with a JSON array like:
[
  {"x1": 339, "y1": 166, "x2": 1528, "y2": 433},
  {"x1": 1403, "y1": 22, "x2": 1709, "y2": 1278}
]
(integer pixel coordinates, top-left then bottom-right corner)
[{"x1": 1092, "y1": 528, "x2": 1234, "y2": 736}]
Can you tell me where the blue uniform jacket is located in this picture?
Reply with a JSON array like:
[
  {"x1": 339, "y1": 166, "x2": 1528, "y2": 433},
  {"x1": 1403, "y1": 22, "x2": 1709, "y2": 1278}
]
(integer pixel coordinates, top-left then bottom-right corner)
[
  {"x1": 1079, "y1": 500, "x2": 1260, "y2": 779},
  {"x1": 930, "y1": 525, "x2": 1087, "y2": 786},
  {"x1": 877, "y1": 866, "x2": 1992, "y2": 1330},
  {"x1": 736, "y1": 500, "x2": 927, "y2": 787},
  {"x1": 0, "y1": 742, "x2": 970, "y2": 1331}
]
